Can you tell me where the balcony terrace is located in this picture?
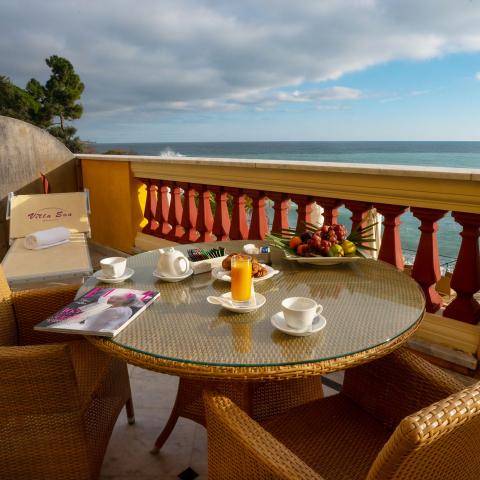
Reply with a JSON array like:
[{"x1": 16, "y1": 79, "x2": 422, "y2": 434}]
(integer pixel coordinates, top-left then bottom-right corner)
[{"x1": 1, "y1": 116, "x2": 480, "y2": 479}]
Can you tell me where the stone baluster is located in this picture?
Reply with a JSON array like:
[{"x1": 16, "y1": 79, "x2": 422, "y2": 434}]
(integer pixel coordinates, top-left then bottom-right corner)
[
  {"x1": 166, "y1": 182, "x2": 185, "y2": 241},
  {"x1": 178, "y1": 183, "x2": 199, "y2": 243},
  {"x1": 246, "y1": 190, "x2": 269, "y2": 240},
  {"x1": 228, "y1": 188, "x2": 249, "y2": 240},
  {"x1": 211, "y1": 187, "x2": 230, "y2": 241},
  {"x1": 195, "y1": 184, "x2": 215, "y2": 242},
  {"x1": 291, "y1": 195, "x2": 315, "y2": 232},
  {"x1": 141, "y1": 179, "x2": 157, "y2": 234},
  {"x1": 316, "y1": 197, "x2": 343, "y2": 225},
  {"x1": 376, "y1": 204, "x2": 408, "y2": 269},
  {"x1": 344, "y1": 200, "x2": 372, "y2": 231},
  {"x1": 443, "y1": 212, "x2": 480, "y2": 324},
  {"x1": 269, "y1": 192, "x2": 290, "y2": 233},
  {"x1": 411, "y1": 208, "x2": 447, "y2": 312},
  {"x1": 153, "y1": 180, "x2": 172, "y2": 237}
]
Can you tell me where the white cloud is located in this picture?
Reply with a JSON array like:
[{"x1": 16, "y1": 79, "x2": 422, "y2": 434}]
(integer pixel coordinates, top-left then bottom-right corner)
[
  {"x1": 1, "y1": 0, "x2": 480, "y2": 121},
  {"x1": 380, "y1": 89, "x2": 432, "y2": 103},
  {"x1": 475, "y1": 72, "x2": 480, "y2": 80}
]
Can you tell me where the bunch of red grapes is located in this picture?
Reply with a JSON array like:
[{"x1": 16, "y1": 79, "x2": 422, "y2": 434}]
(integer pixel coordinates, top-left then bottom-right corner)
[{"x1": 297, "y1": 224, "x2": 348, "y2": 256}]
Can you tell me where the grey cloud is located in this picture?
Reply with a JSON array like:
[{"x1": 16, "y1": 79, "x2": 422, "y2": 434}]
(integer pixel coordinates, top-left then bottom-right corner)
[{"x1": 1, "y1": 0, "x2": 480, "y2": 123}]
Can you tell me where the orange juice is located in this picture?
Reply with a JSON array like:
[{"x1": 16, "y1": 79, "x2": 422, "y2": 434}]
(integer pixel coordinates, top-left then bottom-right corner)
[{"x1": 231, "y1": 255, "x2": 252, "y2": 302}]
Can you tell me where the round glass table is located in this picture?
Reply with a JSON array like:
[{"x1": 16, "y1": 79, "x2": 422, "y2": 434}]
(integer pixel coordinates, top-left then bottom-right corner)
[
  {"x1": 86, "y1": 241, "x2": 425, "y2": 379},
  {"x1": 84, "y1": 240, "x2": 425, "y2": 452}
]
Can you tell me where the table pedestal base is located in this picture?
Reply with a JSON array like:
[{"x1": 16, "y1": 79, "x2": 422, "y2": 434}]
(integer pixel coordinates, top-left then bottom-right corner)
[{"x1": 150, "y1": 375, "x2": 324, "y2": 453}]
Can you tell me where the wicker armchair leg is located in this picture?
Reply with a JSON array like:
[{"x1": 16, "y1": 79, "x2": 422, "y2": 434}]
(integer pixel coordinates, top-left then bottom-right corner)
[{"x1": 126, "y1": 397, "x2": 135, "y2": 425}]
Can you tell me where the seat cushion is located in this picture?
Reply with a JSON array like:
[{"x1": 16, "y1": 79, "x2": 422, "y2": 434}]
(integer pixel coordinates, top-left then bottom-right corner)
[
  {"x1": 261, "y1": 393, "x2": 391, "y2": 480},
  {"x1": 2, "y1": 234, "x2": 92, "y2": 287}
]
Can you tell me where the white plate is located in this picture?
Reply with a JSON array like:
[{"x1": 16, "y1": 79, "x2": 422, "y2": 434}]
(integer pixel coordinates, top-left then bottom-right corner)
[
  {"x1": 207, "y1": 292, "x2": 266, "y2": 313},
  {"x1": 153, "y1": 268, "x2": 193, "y2": 282},
  {"x1": 284, "y1": 252, "x2": 362, "y2": 266},
  {"x1": 212, "y1": 264, "x2": 279, "y2": 283},
  {"x1": 94, "y1": 267, "x2": 134, "y2": 284},
  {"x1": 271, "y1": 311, "x2": 326, "y2": 336}
]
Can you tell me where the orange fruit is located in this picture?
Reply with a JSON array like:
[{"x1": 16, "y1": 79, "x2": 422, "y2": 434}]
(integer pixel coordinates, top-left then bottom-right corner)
[{"x1": 289, "y1": 236, "x2": 302, "y2": 249}]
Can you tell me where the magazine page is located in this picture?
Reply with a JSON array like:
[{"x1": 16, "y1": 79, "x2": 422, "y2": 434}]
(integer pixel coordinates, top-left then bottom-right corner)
[{"x1": 35, "y1": 287, "x2": 159, "y2": 337}]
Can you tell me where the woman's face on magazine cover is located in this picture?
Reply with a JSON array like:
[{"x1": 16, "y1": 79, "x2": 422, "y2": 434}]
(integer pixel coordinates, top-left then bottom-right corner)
[{"x1": 108, "y1": 294, "x2": 135, "y2": 307}]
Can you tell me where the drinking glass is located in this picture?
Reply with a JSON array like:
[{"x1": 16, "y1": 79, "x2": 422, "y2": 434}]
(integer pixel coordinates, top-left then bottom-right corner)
[{"x1": 230, "y1": 255, "x2": 252, "y2": 305}]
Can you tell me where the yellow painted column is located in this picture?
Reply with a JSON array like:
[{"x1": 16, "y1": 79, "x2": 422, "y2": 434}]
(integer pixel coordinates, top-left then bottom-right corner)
[{"x1": 81, "y1": 159, "x2": 146, "y2": 253}]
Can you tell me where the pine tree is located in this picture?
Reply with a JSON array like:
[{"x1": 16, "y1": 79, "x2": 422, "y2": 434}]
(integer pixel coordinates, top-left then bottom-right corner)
[{"x1": 0, "y1": 56, "x2": 85, "y2": 152}]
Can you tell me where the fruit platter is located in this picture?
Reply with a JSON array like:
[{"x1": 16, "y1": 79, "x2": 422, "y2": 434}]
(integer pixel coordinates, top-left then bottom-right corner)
[{"x1": 266, "y1": 222, "x2": 377, "y2": 265}]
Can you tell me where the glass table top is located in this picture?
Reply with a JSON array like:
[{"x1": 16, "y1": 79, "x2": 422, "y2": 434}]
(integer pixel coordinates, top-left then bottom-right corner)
[{"x1": 84, "y1": 241, "x2": 425, "y2": 368}]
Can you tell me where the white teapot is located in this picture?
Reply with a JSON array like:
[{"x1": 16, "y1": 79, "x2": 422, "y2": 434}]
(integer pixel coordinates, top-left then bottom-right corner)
[{"x1": 157, "y1": 247, "x2": 190, "y2": 277}]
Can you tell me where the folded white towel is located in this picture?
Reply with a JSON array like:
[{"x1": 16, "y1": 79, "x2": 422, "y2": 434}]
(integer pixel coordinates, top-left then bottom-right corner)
[{"x1": 24, "y1": 227, "x2": 71, "y2": 250}]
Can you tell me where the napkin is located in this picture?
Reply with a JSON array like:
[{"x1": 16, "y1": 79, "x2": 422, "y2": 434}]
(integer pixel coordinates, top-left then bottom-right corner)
[{"x1": 24, "y1": 227, "x2": 71, "y2": 250}]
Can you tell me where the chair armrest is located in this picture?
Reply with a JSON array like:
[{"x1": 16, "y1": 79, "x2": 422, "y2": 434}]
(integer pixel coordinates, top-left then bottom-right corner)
[
  {"x1": 342, "y1": 347, "x2": 464, "y2": 430},
  {"x1": 12, "y1": 284, "x2": 80, "y2": 345},
  {"x1": 0, "y1": 343, "x2": 81, "y2": 416},
  {"x1": 204, "y1": 391, "x2": 323, "y2": 480},
  {"x1": 368, "y1": 381, "x2": 480, "y2": 480}
]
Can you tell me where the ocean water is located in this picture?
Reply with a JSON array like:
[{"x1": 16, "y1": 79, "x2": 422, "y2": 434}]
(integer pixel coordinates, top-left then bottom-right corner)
[{"x1": 95, "y1": 141, "x2": 480, "y2": 266}]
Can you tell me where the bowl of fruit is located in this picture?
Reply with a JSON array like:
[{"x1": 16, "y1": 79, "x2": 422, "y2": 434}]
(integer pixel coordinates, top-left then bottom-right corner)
[{"x1": 266, "y1": 222, "x2": 377, "y2": 265}]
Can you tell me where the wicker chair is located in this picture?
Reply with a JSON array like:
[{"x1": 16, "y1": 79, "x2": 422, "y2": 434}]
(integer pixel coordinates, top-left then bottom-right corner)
[
  {"x1": 0, "y1": 268, "x2": 134, "y2": 480},
  {"x1": 204, "y1": 348, "x2": 480, "y2": 480}
]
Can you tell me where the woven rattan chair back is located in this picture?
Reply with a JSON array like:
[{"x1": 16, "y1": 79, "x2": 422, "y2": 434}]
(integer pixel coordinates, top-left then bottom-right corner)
[
  {"x1": 204, "y1": 391, "x2": 323, "y2": 480},
  {"x1": 0, "y1": 266, "x2": 16, "y2": 346},
  {"x1": 368, "y1": 381, "x2": 480, "y2": 480}
]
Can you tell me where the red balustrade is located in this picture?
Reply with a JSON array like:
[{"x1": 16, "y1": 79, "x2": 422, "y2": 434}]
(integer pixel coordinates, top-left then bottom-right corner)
[
  {"x1": 138, "y1": 177, "x2": 480, "y2": 325},
  {"x1": 291, "y1": 195, "x2": 315, "y2": 232},
  {"x1": 211, "y1": 187, "x2": 230, "y2": 241},
  {"x1": 443, "y1": 212, "x2": 480, "y2": 324},
  {"x1": 166, "y1": 182, "x2": 185, "y2": 241},
  {"x1": 316, "y1": 197, "x2": 342, "y2": 226},
  {"x1": 195, "y1": 185, "x2": 215, "y2": 242},
  {"x1": 246, "y1": 190, "x2": 269, "y2": 240},
  {"x1": 153, "y1": 180, "x2": 172, "y2": 237},
  {"x1": 178, "y1": 183, "x2": 199, "y2": 243},
  {"x1": 141, "y1": 179, "x2": 158, "y2": 235},
  {"x1": 269, "y1": 192, "x2": 290, "y2": 233},
  {"x1": 376, "y1": 204, "x2": 408, "y2": 270},
  {"x1": 345, "y1": 200, "x2": 372, "y2": 230},
  {"x1": 411, "y1": 208, "x2": 446, "y2": 312},
  {"x1": 228, "y1": 188, "x2": 249, "y2": 240}
]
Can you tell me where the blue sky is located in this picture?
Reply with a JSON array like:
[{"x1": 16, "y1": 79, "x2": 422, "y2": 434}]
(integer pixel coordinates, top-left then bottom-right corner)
[
  {"x1": 79, "y1": 53, "x2": 480, "y2": 142},
  {"x1": 2, "y1": 1, "x2": 480, "y2": 142}
]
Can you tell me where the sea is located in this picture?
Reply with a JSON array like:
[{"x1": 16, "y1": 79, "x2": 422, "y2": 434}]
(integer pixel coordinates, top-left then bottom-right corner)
[{"x1": 94, "y1": 141, "x2": 480, "y2": 269}]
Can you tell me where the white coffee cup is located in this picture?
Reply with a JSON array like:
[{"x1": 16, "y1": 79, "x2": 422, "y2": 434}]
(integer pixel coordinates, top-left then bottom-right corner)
[
  {"x1": 281, "y1": 297, "x2": 323, "y2": 332},
  {"x1": 100, "y1": 257, "x2": 127, "y2": 278}
]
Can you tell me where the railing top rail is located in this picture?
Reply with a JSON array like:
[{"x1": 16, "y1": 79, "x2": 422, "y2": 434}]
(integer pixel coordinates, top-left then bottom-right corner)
[{"x1": 76, "y1": 154, "x2": 480, "y2": 182}]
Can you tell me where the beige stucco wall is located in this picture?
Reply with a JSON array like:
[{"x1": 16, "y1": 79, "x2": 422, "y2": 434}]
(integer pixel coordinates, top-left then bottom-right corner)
[{"x1": 0, "y1": 115, "x2": 78, "y2": 257}]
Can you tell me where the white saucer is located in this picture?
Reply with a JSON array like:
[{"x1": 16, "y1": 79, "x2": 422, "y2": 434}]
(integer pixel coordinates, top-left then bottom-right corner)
[
  {"x1": 153, "y1": 268, "x2": 193, "y2": 282},
  {"x1": 94, "y1": 267, "x2": 134, "y2": 284},
  {"x1": 212, "y1": 264, "x2": 279, "y2": 283},
  {"x1": 207, "y1": 292, "x2": 266, "y2": 313},
  {"x1": 271, "y1": 312, "x2": 326, "y2": 336}
]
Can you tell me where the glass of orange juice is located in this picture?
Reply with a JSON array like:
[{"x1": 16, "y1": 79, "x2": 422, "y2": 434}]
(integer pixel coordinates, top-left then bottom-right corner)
[{"x1": 230, "y1": 255, "x2": 252, "y2": 305}]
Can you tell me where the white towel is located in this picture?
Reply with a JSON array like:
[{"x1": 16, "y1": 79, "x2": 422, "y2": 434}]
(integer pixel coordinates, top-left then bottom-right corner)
[{"x1": 24, "y1": 227, "x2": 71, "y2": 250}]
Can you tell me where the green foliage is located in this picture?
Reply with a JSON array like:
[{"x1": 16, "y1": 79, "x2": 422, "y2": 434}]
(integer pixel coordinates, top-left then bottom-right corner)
[
  {"x1": 47, "y1": 125, "x2": 83, "y2": 152},
  {"x1": 0, "y1": 76, "x2": 40, "y2": 122},
  {"x1": 42, "y1": 55, "x2": 84, "y2": 129},
  {"x1": 0, "y1": 56, "x2": 85, "y2": 152}
]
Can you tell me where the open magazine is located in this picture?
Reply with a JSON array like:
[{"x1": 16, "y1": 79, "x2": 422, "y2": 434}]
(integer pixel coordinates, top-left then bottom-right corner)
[{"x1": 35, "y1": 287, "x2": 160, "y2": 337}]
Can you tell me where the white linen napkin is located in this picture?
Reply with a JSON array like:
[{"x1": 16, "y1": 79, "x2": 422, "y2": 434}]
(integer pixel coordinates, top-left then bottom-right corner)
[{"x1": 24, "y1": 227, "x2": 71, "y2": 250}]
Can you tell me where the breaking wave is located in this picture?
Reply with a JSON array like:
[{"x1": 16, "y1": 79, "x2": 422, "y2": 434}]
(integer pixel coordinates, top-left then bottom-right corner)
[{"x1": 158, "y1": 147, "x2": 184, "y2": 157}]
